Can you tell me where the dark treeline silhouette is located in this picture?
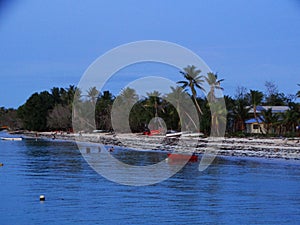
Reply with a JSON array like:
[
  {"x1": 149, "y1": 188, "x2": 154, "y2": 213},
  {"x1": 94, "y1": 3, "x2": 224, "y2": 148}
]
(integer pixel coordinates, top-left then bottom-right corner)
[{"x1": 0, "y1": 66, "x2": 300, "y2": 136}]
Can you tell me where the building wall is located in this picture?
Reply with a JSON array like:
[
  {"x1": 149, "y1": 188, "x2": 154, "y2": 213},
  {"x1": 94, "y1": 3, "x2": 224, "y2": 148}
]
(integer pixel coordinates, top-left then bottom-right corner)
[{"x1": 246, "y1": 123, "x2": 264, "y2": 134}]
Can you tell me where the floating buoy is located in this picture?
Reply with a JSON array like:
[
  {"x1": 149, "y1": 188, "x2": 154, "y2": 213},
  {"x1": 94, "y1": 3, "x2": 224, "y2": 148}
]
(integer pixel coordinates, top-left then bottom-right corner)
[{"x1": 39, "y1": 195, "x2": 45, "y2": 201}]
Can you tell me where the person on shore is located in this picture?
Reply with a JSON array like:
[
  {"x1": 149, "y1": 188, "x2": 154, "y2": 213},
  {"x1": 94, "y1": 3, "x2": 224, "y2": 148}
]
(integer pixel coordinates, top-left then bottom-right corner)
[{"x1": 52, "y1": 132, "x2": 56, "y2": 140}]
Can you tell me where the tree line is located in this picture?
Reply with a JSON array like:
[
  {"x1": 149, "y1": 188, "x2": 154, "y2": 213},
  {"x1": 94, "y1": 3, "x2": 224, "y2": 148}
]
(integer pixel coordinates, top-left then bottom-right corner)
[{"x1": 0, "y1": 65, "x2": 300, "y2": 137}]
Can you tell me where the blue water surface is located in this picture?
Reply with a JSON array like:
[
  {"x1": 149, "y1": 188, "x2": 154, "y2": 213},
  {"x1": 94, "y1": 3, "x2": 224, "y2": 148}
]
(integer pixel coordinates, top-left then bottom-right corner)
[{"x1": 0, "y1": 133, "x2": 299, "y2": 224}]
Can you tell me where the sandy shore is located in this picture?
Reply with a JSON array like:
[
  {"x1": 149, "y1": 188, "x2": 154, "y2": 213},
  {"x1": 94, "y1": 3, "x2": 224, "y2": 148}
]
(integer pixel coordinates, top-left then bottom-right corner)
[{"x1": 20, "y1": 131, "x2": 300, "y2": 160}]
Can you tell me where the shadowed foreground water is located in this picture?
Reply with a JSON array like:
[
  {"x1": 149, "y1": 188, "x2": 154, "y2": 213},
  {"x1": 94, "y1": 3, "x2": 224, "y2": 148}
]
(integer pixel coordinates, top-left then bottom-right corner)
[{"x1": 0, "y1": 136, "x2": 300, "y2": 224}]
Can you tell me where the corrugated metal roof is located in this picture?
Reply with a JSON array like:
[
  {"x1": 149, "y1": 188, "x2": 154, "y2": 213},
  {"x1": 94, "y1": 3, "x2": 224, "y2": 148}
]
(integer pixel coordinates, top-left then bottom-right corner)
[
  {"x1": 245, "y1": 117, "x2": 264, "y2": 124},
  {"x1": 248, "y1": 106, "x2": 289, "y2": 113}
]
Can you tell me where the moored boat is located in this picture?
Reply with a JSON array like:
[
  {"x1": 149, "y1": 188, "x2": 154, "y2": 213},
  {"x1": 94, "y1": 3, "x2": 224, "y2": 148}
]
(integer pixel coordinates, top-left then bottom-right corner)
[
  {"x1": 1, "y1": 137, "x2": 22, "y2": 141},
  {"x1": 167, "y1": 153, "x2": 198, "y2": 162}
]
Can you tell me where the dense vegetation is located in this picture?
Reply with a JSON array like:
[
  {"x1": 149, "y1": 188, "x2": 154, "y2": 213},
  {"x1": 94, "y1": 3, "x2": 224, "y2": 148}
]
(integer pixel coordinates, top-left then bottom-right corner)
[{"x1": 1, "y1": 66, "x2": 300, "y2": 137}]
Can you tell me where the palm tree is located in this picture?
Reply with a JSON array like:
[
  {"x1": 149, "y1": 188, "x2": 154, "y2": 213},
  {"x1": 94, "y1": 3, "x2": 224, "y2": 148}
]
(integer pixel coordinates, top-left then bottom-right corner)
[
  {"x1": 165, "y1": 86, "x2": 199, "y2": 131},
  {"x1": 233, "y1": 99, "x2": 250, "y2": 132},
  {"x1": 119, "y1": 87, "x2": 139, "y2": 104},
  {"x1": 62, "y1": 85, "x2": 77, "y2": 106},
  {"x1": 205, "y1": 72, "x2": 224, "y2": 102},
  {"x1": 145, "y1": 91, "x2": 163, "y2": 117},
  {"x1": 282, "y1": 103, "x2": 300, "y2": 133},
  {"x1": 177, "y1": 65, "x2": 205, "y2": 115},
  {"x1": 261, "y1": 108, "x2": 279, "y2": 134},
  {"x1": 249, "y1": 90, "x2": 264, "y2": 123},
  {"x1": 209, "y1": 101, "x2": 227, "y2": 137},
  {"x1": 112, "y1": 88, "x2": 139, "y2": 133},
  {"x1": 87, "y1": 86, "x2": 99, "y2": 104}
]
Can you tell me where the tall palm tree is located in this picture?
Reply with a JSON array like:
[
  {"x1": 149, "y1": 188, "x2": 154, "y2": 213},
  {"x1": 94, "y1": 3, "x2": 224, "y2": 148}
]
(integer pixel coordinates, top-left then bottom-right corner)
[
  {"x1": 119, "y1": 87, "x2": 139, "y2": 104},
  {"x1": 205, "y1": 72, "x2": 224, "y2": 102},
  {"x1": 177, "y1": 65, "x2": 205, "y2": 115},
  {"x1": 249, "y1": 90, "x2": 264, "y2": 123},
  {"x1": 261, "y1": 108, "x2": 279, "y2": 134},
  {"x1": 112, "y1": 88, "x2": 139, "y2": 133},
  {"x1": 87, "y1": 86, "x2": 99, "y2": 104},
  {"x1": 209, "y1": 101, "x2": 227, "y2": 137},
  {"x1": 282, "y1": 103, "x2": 300, "y2": 133},
  {"x1": 62, "y1": 85, "x2": 77, "y2": 106},
  {"x1": 165, "y1": 86, "x2": 199, "y2": 131},
  {"x1": 233, "y1": 99, "x2": 250, "y2": 132},
  {"x1": 145, "y1": 90, "x2": 163, "y2": 117},
  {"x1": 248, "y1": 90, "x2": 264, "y2": 134}
]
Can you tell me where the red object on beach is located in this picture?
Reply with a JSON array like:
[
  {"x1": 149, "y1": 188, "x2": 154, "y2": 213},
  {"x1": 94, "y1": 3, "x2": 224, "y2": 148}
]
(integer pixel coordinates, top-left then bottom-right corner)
[
  {"x1": 150, "y1": 130, "x2": 160, "y2": 135},
  {"x1": 167, "y1": 153, "x2": 198, "y2": 162}
]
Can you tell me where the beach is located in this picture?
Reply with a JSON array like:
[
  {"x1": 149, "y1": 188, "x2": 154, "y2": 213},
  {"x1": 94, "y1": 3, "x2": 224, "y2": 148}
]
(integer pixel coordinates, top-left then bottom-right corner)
[{"x1": 21, "y1": 131, "x2": 300, "y2": 160}]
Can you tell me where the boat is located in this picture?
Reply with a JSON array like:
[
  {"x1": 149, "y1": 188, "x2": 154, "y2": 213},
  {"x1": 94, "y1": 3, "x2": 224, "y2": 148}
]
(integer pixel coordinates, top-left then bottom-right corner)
[
  {"x1": 165, "y1": 132, "x2": 182, "y2": 138},
  {"x1": 165, "y1": 131, "x2": 204, "y2": 138},
  {"x1": 182, "y1": 132, "x2": 204, "y2": 137},
  {"x1": 1, "y1": 137, "x2": 22, "y2": 141},
  {"x1": 167, "y1": 153, "x2": 198, "y2": 162}
]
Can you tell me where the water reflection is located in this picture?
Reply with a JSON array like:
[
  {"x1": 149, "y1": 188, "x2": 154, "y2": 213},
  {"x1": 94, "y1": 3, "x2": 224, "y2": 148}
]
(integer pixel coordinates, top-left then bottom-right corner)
[{"x1": 22, "y1": 139, "x2": 84, "y2": 176}]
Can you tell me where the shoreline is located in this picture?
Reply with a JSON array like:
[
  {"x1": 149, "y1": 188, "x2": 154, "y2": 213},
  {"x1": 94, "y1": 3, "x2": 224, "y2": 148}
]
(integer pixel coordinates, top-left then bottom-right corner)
[{"x1": 19, "y1": 131, "x2": 300, "y2": 161}]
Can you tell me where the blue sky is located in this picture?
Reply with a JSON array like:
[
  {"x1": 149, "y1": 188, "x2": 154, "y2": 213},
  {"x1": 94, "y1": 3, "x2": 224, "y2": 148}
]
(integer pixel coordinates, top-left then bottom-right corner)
[{"x1": 1, "y1": 0, "x2": 300, "y2": 108}]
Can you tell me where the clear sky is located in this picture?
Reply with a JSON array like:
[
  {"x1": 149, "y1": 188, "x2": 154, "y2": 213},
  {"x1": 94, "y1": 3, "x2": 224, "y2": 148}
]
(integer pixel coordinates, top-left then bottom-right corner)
[{"x1": 1, "y1": 0, "x2": 300, "y2": 108}]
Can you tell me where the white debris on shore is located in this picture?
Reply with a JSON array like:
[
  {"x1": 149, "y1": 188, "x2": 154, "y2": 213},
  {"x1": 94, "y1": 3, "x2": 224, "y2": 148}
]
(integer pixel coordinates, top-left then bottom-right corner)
[{"x1": 22, "y1": 131, "x2": 300, "y2": 160}]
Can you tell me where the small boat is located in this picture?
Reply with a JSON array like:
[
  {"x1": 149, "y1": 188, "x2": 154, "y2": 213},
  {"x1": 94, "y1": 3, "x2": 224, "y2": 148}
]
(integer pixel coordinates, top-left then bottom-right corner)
[
  {"x1": 167, "y1": 153, "x2": 198, "y2": 162},
  {"x1": 1, "y1": 137, "x2": 22, "y2": 141},
  {"x1": 182, "y1": 132, "x2": 204, "y2": 137},
  {"x1": 165, "y1": 132, "x2": 182, "y2": 138}
]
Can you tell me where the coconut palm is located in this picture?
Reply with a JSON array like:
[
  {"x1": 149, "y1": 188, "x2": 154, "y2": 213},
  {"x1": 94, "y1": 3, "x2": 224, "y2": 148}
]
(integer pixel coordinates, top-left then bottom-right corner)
[
  {"x1": 145, "y1": 90, "x2": 163, "y2": 117},
  {"x1": 87, "y1": 86, "x2": 99, "y2": 104},
  {"x1": 249, "y1": 90, "x2": 264, "y2": 123},
  {"x1": 165, "y1": 86, "x2": 199, "y2": 131},
  {"x1": 261, "y1": 108, "x2": 279, "y2": 134},
  {"x1": 119, "y1": 87, "x2": 139, "y2": 104},
  {"x1": 205, "y1": 72, "x2": 224, "y2": 102},
  {"x1": 233, "y1": 99, "x2": 250, "y2": 132},
  {"x1": 282, "y1": 103, "x2": 300, "y2": 133},
  {"x1": 177, "y1": 65, "x2": 205, "y2": 115},
  {"x1": 112, "y1": 88, "x2": 139, "y2": 133},
  {"x1": 209, "y1": 100, "x2": 227, "y2": 137}
]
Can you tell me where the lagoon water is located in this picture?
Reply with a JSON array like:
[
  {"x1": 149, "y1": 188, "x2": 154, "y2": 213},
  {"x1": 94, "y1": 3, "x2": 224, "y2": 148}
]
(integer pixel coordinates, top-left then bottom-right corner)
[{"x1": 0, "y1": 133, "x2": 300, "y2": 224}]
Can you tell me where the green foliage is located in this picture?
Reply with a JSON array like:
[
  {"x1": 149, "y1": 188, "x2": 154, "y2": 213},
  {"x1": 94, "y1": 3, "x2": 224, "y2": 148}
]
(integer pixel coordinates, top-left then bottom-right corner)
[
  {"x1": 0, "y1": 107, "x2": 22, "y2": 130},
  {"x1": 18, "y1": 91, "x2": 55, "y2": 131},
  {"x1": 205, "y1": 72, "x2": 224, "y2": 103},
  {"x1": 177, "y1": 65, "x2": 204, "y2": 115},
  {"x1": 95, "y1": 91, "x2": 114, "y2": 131},
  {"x1": 8, "y1": 70, "x2": 300, "y2": 138}
]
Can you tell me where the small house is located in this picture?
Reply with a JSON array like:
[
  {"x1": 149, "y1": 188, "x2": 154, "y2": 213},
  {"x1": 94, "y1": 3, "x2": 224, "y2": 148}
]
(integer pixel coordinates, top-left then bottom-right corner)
[{"x1": 245, "y1": 106, "x2": 289, "y2": 134}]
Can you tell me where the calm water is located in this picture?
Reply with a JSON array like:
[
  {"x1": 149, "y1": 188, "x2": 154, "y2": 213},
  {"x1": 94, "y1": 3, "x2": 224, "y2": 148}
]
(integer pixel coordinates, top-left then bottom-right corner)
[{"x1": 0, "y1": 133, "x2": 300, "y2": 224}]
